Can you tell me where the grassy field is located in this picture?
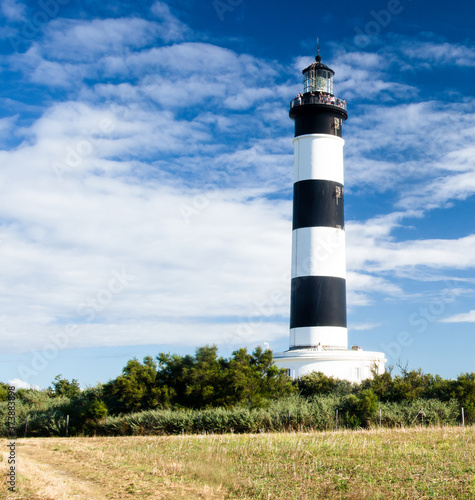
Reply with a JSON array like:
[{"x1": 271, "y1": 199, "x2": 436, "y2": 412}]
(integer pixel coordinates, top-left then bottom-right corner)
[{"x1": 1, "y1": 426, "x2": 475, "y2": 499}]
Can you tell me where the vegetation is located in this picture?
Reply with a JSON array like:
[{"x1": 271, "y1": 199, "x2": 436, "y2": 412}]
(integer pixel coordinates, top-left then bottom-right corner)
[
  {"x1": 48, "y1": 374, "x2": 81, "y2": 399},
  {"x1": 1, "y1": 346, "x2": 474, "y2": 437},
  {"x1": 93, "y1": 396, "x2": 461, "y2": 436},
  {"x1": 102, "y1": 346, "x2": 295, "y2": 411},
  {"x1": 2, "y1": 427, "x2": 475, "y2": 499},
  {"x1": 0, "y1": 382, "x2": 9, "y2": 402}
]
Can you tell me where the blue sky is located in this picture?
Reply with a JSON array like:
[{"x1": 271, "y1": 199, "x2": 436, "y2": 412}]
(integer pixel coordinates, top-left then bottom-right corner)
[{"x1": 1, "y1": 0, "x2": 475, "y2": 389}]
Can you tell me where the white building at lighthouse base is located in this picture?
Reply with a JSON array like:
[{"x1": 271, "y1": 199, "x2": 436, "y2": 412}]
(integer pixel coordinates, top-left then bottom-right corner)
[{"x1": 273, "y1": 346, "x2": 387, "y2": 383}]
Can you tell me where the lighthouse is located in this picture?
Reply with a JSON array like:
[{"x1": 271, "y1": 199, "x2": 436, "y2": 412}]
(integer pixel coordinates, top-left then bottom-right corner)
[{"x1": 274, "y1": 50, "x2": 386, "y2": 382}]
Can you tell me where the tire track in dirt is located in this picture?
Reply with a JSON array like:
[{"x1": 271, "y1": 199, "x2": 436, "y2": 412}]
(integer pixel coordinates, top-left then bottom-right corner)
[{"x1": 1, "y1": 439, "x2": 229, "y2": 500}]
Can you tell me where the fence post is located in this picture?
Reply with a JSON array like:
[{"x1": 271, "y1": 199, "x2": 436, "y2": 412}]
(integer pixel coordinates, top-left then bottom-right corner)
[
  {"x1": 288, "y1": 410, "x2": 291, "y2": 432},
  {"x1": 412, "y1": 409, "x2": 425, "y2": 426},
  {"x1": 24, "y1": 415, "x2": 29, "y2": 438},
  {"x1": 66, "y1": 415, "x2": 69, "y2": 437},
  {"x1": 379, "y1": 407, "x2": 382, "y2": 428},
  {"x1": 462, "y1": 407, "x2": 465, "y2": 427}
]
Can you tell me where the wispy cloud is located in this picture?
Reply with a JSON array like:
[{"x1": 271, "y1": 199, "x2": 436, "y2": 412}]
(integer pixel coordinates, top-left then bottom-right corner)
[
  {"x1": 347, "y1": 270, "x2": 402, "y2": 308},
  {"x1": 1, "y1": 0, "x2": 25, "y2": 22},
  {"x1": 401, "y1": 41, "x2": 475, "y2": 68},
  {"x1": 440, "y1": 310, "x2": 475, "y2": 323},
  {"x1": 350, "y1": 322, "x2": 382, "y2": 331},
  {"x1": 347, "y1": 216, "x2": 475, "y2": 275},
  {"x1": 41, "y1": 16, "x2": 181, "y2": 62},
  {"x1": 150, "y1": 1, "x2": 189, "y2": 42},
  {"x1": 2, "y1": 13, "x2": 475, "y2": 358}
]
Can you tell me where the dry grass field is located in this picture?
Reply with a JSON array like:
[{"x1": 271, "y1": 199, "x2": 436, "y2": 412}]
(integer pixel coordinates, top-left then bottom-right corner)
[{"x1": 1, "y1": 426, "x2": 475, "y2": 499}]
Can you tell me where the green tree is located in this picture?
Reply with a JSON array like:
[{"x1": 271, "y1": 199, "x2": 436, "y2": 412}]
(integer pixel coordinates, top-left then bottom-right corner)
[
  {"x1": 103, "y1": 356, "x2": 161, "y2": 412},
  {"x1": 0, "y1": 382, "x2": 8, "y2": 402},
  {"x1": 49, "y1": 375, "x2": 81, "y2": 399},
  {"x1": 389, "y1": 367, "x2": 433, "y2": 402},
  {"x1": 227, "y1": 347, "x2": 295, "y2": 407},
  {"x1": 356, "y1": 388, "x2": 378, "y2": 416},
  {"x1": 183, "y1": 345, "x2": 229, "y2": 408},
  {"x1": 87, "y1": 399, "x2": 108, "y2": 420},
  {"x1": 367, "y1": 365, "x2": 456, "y2": 404},
  {"x1": 366, "y1": 365, "x2": 394, "y2": 401},
  {"x1": 422, "y1": 374, "x2": 455, "y2": 401},
  {"x1": 455, "y1": 373, "x2": 475, "y2": 421},
  {"x1": 153, "y1": 345, "x2": 295, "y2": 409},
  {"x1": 65, "y1": 386, "x2": 110, "y2": 435},
  {"x1": 298, "y1": 372, "x2": 338, "y2": 397},
  {"x1": 344, "y1": 388, "x2": 378, "y2": 427},
  {"x1": 155, "y1": 352, "x2": 195, "y2": 408}
]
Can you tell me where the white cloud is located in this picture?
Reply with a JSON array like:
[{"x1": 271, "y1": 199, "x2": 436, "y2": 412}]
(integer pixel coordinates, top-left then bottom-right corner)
[
  {"x1": 440, "y1": 310, "x2": 475, "y2": 323},
  {"x1": 41, "y1": 17, "x2": 175, "y2": 62},
  {"x1": 347, "y1": 271, "x2": 402, "y2": 307},
  {"x1": 150, "y1": 1, "x2": 189, "y2": 42},
  {"x1": 9, "y1": 14, "x2": 189, "y2": 88},
  {"x1": 0, "y1": 97, "x2": 293, "y2": 352},
  {"x1": 10, "y1": 321, "x2": 289, "y2": 355},
  {"x1": 0, "y1": 115, "x2": 18, "y2": 147},
  {"x1": 399, "y1": 168, "x2": 475, "y2": 211},
  {"x1": 2, "y1": 21, "x2": 475, "y2": 358},
  {"x1": 8, "y1": 378, "x2": 41, "y2": 390},
  {"x1": 1, "y1": 0, "x2": 25, "y2": 21},
  {"x1": 347, "y1": 213, "x2": 475, "y2": 275},
  {"x1": 341, "y1": 97, "x2": 475, "y2": 215},
  {"x1": 350, "y1": 323, "x2": 382, "y2": 331},
  {"x1": 401, "y1": 41, "x2": 475, "y2": 67},
  {"x1": 0, "y1": 182, "x2": 292, "y2": 353}
]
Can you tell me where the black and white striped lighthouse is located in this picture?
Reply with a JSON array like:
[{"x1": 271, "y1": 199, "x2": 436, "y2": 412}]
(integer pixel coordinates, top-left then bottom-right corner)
[
  {"x1": 274, "y1": 49, "x2": 386, "y2": 381},
  {"x1": 289, "y1": 52, "x2": 348, "y2": 350}
]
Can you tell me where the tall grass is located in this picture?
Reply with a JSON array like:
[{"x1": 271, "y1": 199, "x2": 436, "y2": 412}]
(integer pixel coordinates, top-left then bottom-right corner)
[
  {"x1": 0, "y1": 393, "x2": 70, "y2": 437},
  {"x1": 95, "y1": 396, "x2": 462, "y2": 437},
  {"x1": 0, "y1": 394, "x2": 463, "y2": 437},
  {"x1": 377, "y1": 398, "x2": 460, "y2": 427}
]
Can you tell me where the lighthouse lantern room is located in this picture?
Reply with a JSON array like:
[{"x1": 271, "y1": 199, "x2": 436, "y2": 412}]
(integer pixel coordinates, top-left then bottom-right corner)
[{"x1": 303, "y1": 55, "x2": 334, "y2": 94}]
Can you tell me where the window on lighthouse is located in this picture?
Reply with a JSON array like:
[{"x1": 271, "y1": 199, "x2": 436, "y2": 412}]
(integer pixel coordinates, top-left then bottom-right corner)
[
  {"x1": 303, "y1": 68, "x2": 334, "y2": 94},
  {"x1": 326, "y1": 71, "x2": 334, "y2": 94},
  {"x1": 314, "y1": 70, "x2": 327, "y2": 92},
  {"x1": 303, "y1": 69, "x2": 314, "y2": 93}
]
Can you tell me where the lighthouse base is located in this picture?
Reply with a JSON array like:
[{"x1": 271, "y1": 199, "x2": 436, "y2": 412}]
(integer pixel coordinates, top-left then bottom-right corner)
[{"x1": 273, "y1": 347, "x2": 386, "y2": 383}]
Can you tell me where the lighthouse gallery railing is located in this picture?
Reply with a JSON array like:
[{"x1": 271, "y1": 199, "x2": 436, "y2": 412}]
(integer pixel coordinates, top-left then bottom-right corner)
[{"x1": 290, "y1": 93, "x2": 347, "y2": 111}]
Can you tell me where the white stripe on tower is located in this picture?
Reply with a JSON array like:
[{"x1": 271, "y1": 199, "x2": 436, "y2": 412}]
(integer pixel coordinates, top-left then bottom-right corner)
[
  {"x1": 288, "y1": 53, "x2": 348, "y2": 350},
  {"x1": 293, "y1": 134, "x2": 344, "y2": 184}
]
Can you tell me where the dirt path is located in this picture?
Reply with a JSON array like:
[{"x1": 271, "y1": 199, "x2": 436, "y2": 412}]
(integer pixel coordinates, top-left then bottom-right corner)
[{"x1": 1, "y1": 439, "x2": 229, "y2": 500}]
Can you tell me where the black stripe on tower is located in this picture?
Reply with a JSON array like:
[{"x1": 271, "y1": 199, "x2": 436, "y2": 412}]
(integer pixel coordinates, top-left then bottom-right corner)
[
  {"x1": 290, "y1": 104, "x2": 347, "y2": 138},
  {"x1": 293, "y1": 179, "x2": 344, "y2": 230},
  {"x1": 290, "y1": 276, "x2": 347, "y2": 329}
]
